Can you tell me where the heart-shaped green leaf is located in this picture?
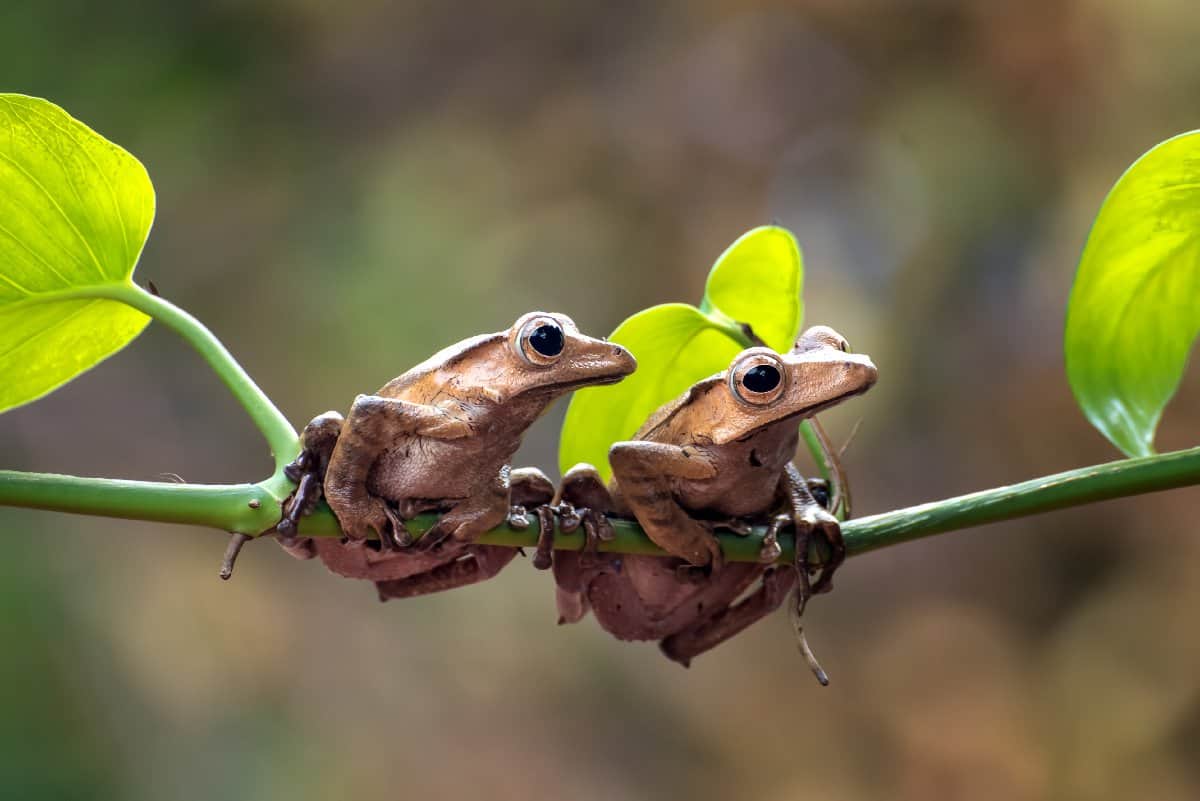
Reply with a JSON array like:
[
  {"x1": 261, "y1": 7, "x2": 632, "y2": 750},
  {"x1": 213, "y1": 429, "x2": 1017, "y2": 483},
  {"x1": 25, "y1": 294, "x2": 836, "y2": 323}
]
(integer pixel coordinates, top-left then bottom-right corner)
[
  {"x1": 1065, "y1": 131, "x2": 1200, "y2": 457},
  {"x1": 559, "y1": 226, "x2": 804, "y2": 479},
  {"x1": 702, "y1": 225, "x2": 803, "y2": 352},
  {"x1": 0, "y1": 94, "x2": 154, "y2": 414}
]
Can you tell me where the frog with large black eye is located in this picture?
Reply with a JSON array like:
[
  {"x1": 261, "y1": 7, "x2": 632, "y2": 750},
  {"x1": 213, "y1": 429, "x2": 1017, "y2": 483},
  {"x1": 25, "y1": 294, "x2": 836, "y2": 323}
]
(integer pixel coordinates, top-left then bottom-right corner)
[
  {"x1": 275, "y1": 311, "x2": 636, "y2": 599},
  {"x1": 552, "y1": 326, "x2": 876, "y2": 676}
]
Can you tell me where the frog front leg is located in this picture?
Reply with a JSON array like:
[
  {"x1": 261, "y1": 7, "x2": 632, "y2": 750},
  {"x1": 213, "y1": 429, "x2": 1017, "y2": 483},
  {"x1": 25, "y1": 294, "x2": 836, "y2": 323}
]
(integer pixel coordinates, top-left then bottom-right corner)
[
  {"x1": 552, "y1": 463, "x2": 618, "y2": 568},
  {"x1": 324, "y1": 394, "x2": 471, "y2": 547},
  {"x1": 551, "y1": 463, "x2": 620, "y2": 622},
  {"x1": 275, "y1": 411, "x2": 344, "y2": 559},
  {"x1": 770, "y1": 462, "x2": 844, "y2": 609},
  {"x1": 608, "y1": 442, "x2": 722, "y2": 573},
  {"x1": 659, "y1": 566, "x2": 797, "y2": 667},
  {"x1": 506, "y1": 467, "x2": 559, "y2": 569}
]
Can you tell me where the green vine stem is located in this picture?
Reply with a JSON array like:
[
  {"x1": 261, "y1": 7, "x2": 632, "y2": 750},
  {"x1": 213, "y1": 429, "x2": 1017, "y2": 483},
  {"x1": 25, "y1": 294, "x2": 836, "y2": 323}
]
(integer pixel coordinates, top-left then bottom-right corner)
[
  {"x1": 96, "y1": 282, "x2": 299, "y2": 469},
  {"x1": 4, "y1": 286, "x2": 1199, "y2": 562},
  {"x1": 289, "y1": 444, "x2": 1200, "y2": 562},
  {"x1": 0, "y1": 470, "x2": 288, "y2": 535},
  {"x1": 8, "y1": 444, "x2": 1191, "y2": 563}
]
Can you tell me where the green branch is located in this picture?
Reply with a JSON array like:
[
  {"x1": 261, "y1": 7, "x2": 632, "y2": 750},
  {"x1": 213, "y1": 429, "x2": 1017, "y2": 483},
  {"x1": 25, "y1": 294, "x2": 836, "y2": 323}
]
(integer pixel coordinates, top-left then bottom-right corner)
[
  {"x1": 100, "y1": 282, "x2": 300, "y2": 469},
  {"x1": 286, "y1": 445, "x2": 1200, "y2": 562},
  {"x1": 0, "y1": 470, "x2": 292, "y2": 535},
  {"x1": 9, "y1": 445, "x2": 1185, "y2": 563}
]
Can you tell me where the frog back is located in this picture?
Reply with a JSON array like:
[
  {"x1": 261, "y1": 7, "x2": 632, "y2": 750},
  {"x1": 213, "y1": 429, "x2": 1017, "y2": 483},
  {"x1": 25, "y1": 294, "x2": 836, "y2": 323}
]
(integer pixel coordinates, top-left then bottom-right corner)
[{"x1": 632, "y1": 375, "x2": 724, "y2": 445}]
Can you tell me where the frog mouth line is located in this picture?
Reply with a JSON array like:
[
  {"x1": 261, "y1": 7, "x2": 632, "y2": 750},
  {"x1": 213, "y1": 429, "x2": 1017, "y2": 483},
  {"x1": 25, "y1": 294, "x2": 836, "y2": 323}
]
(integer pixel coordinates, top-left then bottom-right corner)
[
  {"x1": 545, "y1": 372, "x2": 629, "y2": 393},
  {"x1": 788, "y1": 382, "x2": 875, "y2": 422}
]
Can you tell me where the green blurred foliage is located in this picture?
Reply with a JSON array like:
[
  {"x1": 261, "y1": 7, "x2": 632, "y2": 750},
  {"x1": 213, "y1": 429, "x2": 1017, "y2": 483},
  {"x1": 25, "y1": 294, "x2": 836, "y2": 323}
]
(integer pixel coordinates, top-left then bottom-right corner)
[{"x1": 2, "y1": 1, "x2": 1200, "y2": 800}]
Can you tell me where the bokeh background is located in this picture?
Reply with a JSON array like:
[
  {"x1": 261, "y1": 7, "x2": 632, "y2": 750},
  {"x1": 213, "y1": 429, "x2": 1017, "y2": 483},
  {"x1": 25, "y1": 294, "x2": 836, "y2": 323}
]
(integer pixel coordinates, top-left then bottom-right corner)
[{"x1": 3, "y1": 1, "x2": 1200, "y2": 799}]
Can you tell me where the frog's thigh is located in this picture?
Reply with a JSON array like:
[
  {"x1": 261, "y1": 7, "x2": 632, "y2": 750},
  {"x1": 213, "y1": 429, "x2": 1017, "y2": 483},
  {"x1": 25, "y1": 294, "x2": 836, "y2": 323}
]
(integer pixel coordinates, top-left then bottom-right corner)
[
  {"x1": 374, "y1": 546, "x2": 518, "y2": 601},
  {"x1": 609, "y1": 442, "x2": 720, "y2": 568},
  {"x1": 586, "y1": 569, "x2": 683, "y2": 641},
  {"x1": 311, "y1": 538, "x2": 436, "y2": 582},
  {"x1": 659, "y1": 567, "x2": 797, "y2": 666},
  {"x1": 552, "y1": 550, "x2": 604, "y2": 624}
]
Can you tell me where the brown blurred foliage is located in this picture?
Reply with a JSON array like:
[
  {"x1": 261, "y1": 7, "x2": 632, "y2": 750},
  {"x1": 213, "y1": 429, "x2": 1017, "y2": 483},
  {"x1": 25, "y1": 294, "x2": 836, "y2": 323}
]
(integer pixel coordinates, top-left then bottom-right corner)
[{"x1": 2, "y1": 1, "x2": 1199, "y2": 799}]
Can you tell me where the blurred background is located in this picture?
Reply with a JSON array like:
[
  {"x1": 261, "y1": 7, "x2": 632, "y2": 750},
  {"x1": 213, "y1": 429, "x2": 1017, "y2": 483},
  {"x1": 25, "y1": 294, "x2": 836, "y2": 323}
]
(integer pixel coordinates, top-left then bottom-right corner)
[{"x1": 2, "y1": 1, "x2": 1199, "y2": 799}]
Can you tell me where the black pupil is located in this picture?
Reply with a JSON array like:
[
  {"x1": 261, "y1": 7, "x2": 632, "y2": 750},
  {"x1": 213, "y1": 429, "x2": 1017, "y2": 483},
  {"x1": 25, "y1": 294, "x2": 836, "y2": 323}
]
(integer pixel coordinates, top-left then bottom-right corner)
[
  {"x1": 742, "y1": 364, "x2": 781, "y2": 393},
  {"x1": 529, "y1": 324, "x2": 564, "y2": 357}
]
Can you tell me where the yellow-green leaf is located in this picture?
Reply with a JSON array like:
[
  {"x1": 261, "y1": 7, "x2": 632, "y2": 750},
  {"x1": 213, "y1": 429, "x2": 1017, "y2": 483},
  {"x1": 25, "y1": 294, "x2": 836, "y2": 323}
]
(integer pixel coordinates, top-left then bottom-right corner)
[
  {"x1": 702, "y1": 225, "x2": 803, "y2": 352},
  {"x1": 0, "y1": 94, "x2": 154, "y2": 413},
  {"x1": 559, "y1": 304, "x2": 741, "y2": 479},
  {"x1": 1065, "y1": 131, "x2": 1200, "y2": 457},
  {"x1": 559, "y1": 226, "x2": 805, "y2": 479}
]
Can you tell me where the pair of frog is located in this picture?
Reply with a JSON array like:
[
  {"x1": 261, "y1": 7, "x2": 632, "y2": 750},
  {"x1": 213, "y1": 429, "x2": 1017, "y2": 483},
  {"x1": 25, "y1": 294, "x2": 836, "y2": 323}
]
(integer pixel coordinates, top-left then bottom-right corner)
[{"x1": 273, "y1": 311, "x2": 876, "y2": 675}]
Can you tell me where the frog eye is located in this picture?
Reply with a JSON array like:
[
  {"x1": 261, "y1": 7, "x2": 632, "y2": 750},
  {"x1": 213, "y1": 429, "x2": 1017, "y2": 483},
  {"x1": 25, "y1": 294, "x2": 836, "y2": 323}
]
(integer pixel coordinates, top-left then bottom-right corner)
[
  {"x1": 729, "y1": 352, "x2": 786, "y2": 405},
  {"x1": 517, "y1": 317, "x2": 565, "y2": 365}
]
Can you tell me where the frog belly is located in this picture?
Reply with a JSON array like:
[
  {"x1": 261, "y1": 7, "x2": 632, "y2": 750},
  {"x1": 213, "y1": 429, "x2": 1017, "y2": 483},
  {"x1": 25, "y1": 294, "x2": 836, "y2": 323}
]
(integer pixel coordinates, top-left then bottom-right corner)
[{"x1": 675, "y1": 473, "x2": 779, "y2": 519}]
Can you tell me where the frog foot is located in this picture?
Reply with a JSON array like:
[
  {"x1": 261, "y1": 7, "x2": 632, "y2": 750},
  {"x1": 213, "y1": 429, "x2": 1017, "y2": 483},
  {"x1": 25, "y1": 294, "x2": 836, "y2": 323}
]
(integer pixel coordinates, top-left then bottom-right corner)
[
  {"x1": 800, "y1": 506, "x2": 844, "y2": 596},
  {"x1": 508, "y1": 505, "x2": 532, "y2": 529},
  {"x1": 761, "y1": 515, "x2": 789, "y2": 565},
  {"x1": 556, "y1": 501, "x2": 614, "y2": 567},
  {"x1": 506, "y1": 502, "x2": 557, "y2": 568},
  {"x1": 332, "y1": 493, "x2": 407, "y2": 549},
  {"x1": 778, "y1": 506, "x2": 843, "y2": 615},
  {"x1": 508, "y1": 466, "x2": 557, "y2": 568},
  {"x1": 277, "y1": 411, "x2": 344, "y2": 540}
]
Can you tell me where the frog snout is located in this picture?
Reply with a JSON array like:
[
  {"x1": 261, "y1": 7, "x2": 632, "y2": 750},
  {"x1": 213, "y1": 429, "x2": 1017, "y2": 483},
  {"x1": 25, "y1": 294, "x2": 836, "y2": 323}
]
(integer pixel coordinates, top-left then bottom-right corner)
[
  {"x1": 847, "y1": 355, "x2": 878, "y2": 389},
  {"x1": 610, "y1": 344, "x2": 637, "y2": 375}
]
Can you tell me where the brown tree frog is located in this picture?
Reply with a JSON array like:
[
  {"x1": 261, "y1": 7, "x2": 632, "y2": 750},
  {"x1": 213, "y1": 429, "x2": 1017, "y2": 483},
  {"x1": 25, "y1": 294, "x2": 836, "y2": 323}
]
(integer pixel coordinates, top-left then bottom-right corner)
[
  {"x1": 553, "y1": 326, "x2": 876, "y2": 674},
  {"x1": 276, "y1": 312, "x2": 636, "y2": 599}
]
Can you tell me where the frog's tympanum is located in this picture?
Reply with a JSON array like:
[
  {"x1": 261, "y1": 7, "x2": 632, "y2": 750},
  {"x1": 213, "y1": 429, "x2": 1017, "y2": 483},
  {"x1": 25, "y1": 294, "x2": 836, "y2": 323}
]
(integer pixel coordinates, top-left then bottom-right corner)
[
  {"x1": 553, "y1": 326, "x2": 876, "y2": 674},
  {"x1": 276, "y1": 312, "x2": 636, "y2": 599}
]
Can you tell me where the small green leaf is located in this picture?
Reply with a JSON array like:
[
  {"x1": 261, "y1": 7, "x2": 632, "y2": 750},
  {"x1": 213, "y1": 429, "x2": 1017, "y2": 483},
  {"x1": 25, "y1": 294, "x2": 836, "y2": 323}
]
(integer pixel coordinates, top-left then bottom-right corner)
[
  {"x1": 1066, "y1": 131, "x2": 1200, "y2": 457},
  {"x1": 702, "y1": 225, "x2": 803, "y2": 352},
  {"x1": 560, "y1": 226, "x2": 805, "y2": 479},
  {"x1": 0, "y1": 94, "x2": 154, "y2": 414},
  {"x1": 559, "y1": 304, "x2": 741, "y2": 479}
]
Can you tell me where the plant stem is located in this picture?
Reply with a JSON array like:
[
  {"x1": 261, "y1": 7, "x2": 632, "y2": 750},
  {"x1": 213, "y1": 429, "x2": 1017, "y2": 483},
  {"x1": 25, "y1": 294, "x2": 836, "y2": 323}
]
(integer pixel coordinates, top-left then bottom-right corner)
[
  {"x1": 4, "y1": 447, "x2": 1199, "y2": 560},
  {"x1": 290, "y1": 445, "x2": 1200, "y2": 563},
  {"x1": 840, "y1": 444, "x2": 1200, "y2": 555},
  {"x1": 0, "y1": 470, "x2": 289, "y2": 535},
  {"x1": 101, "y1": 283, "x2": 299, "y2": 469}
]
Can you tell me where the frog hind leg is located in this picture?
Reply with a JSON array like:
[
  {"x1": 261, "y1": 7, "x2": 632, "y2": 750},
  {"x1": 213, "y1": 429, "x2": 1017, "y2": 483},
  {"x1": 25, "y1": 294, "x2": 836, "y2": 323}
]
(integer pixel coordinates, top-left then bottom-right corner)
[
  {"x1": 659, "y1": 566, "x2": 796, "y2": 667},
  {"x1": 608, "y1": 441, "x2": 722, "y2": 573},
  {"x1": 414, "y1": 466, "x2": 511, "y2": 552},
  {"x1": 275, "y1": 411, "x2": 344, "y2": 559},
  {"x1": 374, "y1": 545, "x2": 518, "y2": 601}
]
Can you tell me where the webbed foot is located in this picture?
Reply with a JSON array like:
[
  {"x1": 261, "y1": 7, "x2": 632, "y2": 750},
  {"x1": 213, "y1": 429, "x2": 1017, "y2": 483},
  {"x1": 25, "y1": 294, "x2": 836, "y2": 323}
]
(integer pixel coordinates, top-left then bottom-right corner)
[
  {"x1": 277, "y1": 411, "x2": 343, "y2": 542},
  {"x1": 509, "y1": 467, "x2": 557, "y2": 569}
]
